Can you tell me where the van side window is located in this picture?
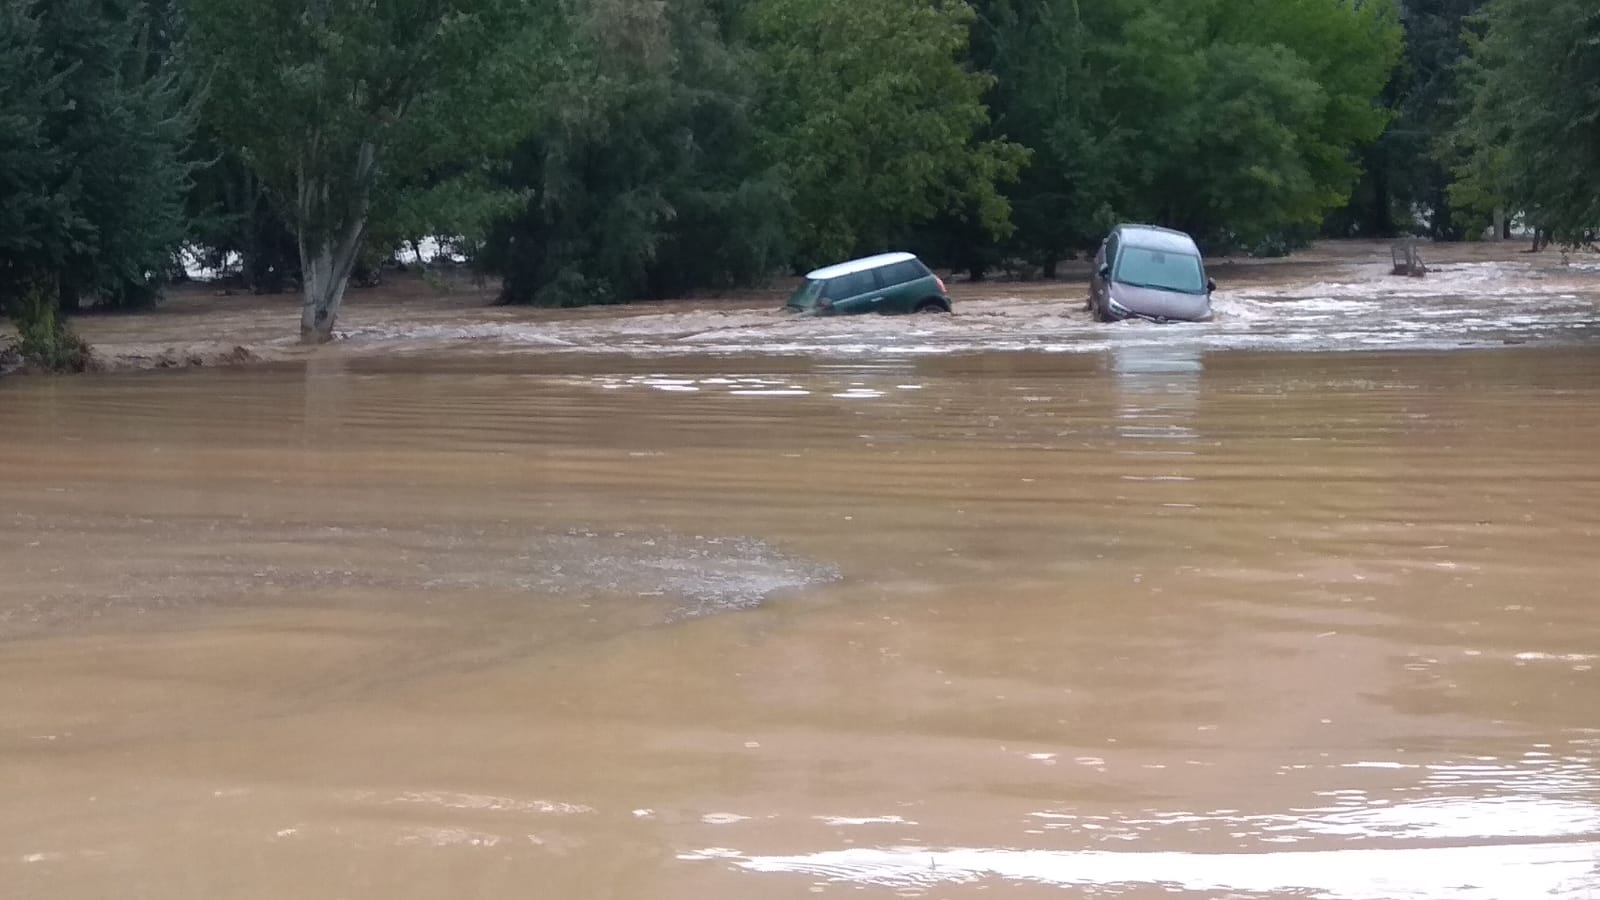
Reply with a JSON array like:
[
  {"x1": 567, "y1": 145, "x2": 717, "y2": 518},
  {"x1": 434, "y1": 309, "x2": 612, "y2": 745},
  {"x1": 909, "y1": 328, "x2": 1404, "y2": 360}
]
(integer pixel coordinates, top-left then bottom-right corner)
[
  {"x1": 878, "y1": 261, "x2": 924, "y2": 287},
  {"x1": 826, "y1": 271, "x2": 876, "y2": 299},
  {"x1": 1105, "y1": 234, "x2": 1120, "y2": 269}
]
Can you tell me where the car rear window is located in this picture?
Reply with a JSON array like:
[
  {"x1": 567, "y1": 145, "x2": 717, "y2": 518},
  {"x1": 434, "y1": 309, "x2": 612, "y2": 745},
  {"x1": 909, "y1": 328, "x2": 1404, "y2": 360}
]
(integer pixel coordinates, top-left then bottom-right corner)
[
  {"x1": 878, "y1": 260, "x2": 927, "y2": 286},
  {"x1": 826, "y1": 271, "x2": 877, "y2": 300}
]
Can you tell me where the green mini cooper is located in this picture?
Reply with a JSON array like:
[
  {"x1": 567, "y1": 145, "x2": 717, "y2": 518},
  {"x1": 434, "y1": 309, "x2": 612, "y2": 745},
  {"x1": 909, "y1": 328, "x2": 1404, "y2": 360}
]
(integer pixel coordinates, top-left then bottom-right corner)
[{"x1": 784, "y1": 252, "x2": 952, "y2": 317}]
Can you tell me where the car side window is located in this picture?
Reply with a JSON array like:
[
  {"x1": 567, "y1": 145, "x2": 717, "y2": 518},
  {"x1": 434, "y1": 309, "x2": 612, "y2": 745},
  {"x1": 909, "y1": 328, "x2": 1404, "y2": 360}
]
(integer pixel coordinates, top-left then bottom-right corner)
[
  {"x1": 827, "y1": 271, "x2": 876, "y2": 299},
  {"x1": 1105, "y1": 235, "x2": 1119, "y2": 270},
  {"x1": 878, "y1": 261, "x2": 923, "y2": 287}
]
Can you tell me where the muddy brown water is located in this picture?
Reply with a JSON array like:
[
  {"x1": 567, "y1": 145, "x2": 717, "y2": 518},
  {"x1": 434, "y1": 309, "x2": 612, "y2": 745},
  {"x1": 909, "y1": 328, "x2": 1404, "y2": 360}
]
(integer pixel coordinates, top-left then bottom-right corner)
[
  {"x1": 4, "y1": 344, "x2": 1600, "y2": 899},
  {"x1": 7, "y1": 240, "x2": 1600, "y2": 898}
]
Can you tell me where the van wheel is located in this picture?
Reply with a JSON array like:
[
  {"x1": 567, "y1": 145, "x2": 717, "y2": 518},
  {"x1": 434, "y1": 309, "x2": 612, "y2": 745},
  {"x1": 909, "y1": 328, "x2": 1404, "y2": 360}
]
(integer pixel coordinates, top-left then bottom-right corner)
[{"x1": 914, "y1": 299, "x2": 949, "y2": 314}]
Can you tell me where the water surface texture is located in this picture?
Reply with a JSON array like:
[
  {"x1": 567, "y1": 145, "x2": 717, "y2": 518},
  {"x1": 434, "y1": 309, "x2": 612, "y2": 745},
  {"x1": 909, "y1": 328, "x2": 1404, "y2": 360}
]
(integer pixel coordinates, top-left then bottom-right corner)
[{"x1": 4, "y1": 253, "x2": 1600, "y2": 898}]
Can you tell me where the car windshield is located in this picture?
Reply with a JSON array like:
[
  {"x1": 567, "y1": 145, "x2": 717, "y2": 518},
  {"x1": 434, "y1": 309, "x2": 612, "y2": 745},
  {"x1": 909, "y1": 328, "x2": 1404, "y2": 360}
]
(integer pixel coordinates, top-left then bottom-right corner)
[
  {"x1": 1115, "y1": 246, "x2": 1205, "y2": 294},
  {"x1": 786, "y1": 279, "x2": 825, "y2": 308}
]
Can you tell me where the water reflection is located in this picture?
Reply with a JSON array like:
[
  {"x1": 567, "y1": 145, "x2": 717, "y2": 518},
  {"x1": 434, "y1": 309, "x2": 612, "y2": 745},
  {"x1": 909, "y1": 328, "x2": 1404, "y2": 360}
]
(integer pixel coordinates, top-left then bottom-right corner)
[{"x1": 1109, "y1": 342, "x2": 1202, "y2": 444}]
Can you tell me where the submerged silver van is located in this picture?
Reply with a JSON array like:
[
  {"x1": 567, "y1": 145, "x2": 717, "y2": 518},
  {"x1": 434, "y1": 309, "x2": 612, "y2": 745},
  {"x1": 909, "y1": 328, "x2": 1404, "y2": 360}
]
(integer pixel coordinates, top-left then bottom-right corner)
[{"x1": 1088, "y1": 224, "x2": 1215, "y2": 322}]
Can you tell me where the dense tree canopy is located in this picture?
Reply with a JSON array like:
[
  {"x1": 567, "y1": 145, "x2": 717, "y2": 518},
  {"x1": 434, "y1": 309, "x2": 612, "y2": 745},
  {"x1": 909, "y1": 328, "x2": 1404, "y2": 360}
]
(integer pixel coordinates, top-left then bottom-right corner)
[
  {"x1": 961, "y1": 0, "x2": 1399, "y2": 264},
  {"x1": 1333, "y1": 0, "x2": 1483, "y2": 239},
  {"x1": 8, "y1": 0, "x2": 1596, "y2": 354},
  {"x1": 485, "y1": 0, "x2": 787, "y2": 307},
  {"x1": 745, "y1": 0, "x2": 1026, "y2": 271},
  {"x1": 965, "y1": 0, "x2": 1098, "y2": 275},
  {"x1": 1450, "y1": 0, "x2": 1600, "y2": 244},
  {"x1": 0, "y1": 0, "x2": 190, "y2": 367},
  {"x1": 187, "y1": 0, "x2": 561, "y2": 339}
]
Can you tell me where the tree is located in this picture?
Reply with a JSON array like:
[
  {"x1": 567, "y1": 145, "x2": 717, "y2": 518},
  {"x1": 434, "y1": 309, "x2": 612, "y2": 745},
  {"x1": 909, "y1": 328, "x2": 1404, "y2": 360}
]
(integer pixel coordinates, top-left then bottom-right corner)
[
  {"x1": 744, "y1": 0, "x2": 1026, "y2": 270},
  {"x1": 956, "y1": 0, "x2": 1399, "y2": 267},
  {"x1": 184, "y1": 130, "x2": 304, "y2": 294},
  {"x1": 1082, "y1": 0, "x2": 1399, "y2": 252},
  {"x1": 187, "y1": 0, "x2": 562, "y2": 342},
  {"x1": 0, "y1": 2, "x2": 69, "y2": 299},
  {"x1": 485, "y1": 0, "x2": 788, "y2": 307},
  {"x1": 962, "y1": 0, "x2": 1101, "y2": 276},
  {"x1": 0, "y1": 0, "x2": 190, "y2": 369},
  {"x1": 1450, "y1": 0, "x2": 1600, "y2": 244},
  {"x1": 1329, "y1": 0, "x2": 1484, "y2": 239}
]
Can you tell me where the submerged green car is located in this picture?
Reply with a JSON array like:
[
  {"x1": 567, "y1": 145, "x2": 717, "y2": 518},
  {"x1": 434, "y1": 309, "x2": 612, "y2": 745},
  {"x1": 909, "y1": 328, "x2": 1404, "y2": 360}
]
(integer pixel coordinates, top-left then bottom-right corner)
[{"x1": 784, "y1": 252, "x2": 951, "y2": 317}]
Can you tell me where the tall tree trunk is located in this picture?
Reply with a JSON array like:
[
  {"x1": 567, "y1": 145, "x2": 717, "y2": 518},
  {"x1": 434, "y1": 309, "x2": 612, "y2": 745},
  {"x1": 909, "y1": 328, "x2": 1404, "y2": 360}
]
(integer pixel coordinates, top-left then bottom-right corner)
[
  {"x1": 295, "y1": 142, "x2": 375, "y2": 344},
  {"x1": 298, "y1": 218, "x2": 367, "y2": 343}
]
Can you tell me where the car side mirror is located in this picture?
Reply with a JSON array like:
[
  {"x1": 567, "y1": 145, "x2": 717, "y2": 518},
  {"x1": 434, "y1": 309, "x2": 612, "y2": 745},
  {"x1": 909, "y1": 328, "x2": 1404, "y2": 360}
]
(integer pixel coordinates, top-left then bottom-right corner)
[
  {"x1": 1206, "y1": 278, "x2": 1217, "y2": 294},
  {"x1": 1098, "y1": 264, "x2": 1111, "y2": 279}
]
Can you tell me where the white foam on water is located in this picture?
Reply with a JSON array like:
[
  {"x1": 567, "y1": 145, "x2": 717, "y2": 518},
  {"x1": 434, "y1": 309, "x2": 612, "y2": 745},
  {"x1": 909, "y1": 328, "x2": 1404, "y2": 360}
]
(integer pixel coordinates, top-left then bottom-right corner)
[
  {"x1": 384, "y1": 791, "x2": 594, "y2": 815},
  {"x1": 20, "y1": 852, "x2": 68, "y2": 864},
  {"x1": 702, "y1": 813, "x2": 753, "y2": 825},
  {"x1": 1288, "y1": 796, "x2": 1600, "y2": 841},
  {"x1": 1515, "y1": 652, "x2": 1597, "y2": 662},
  {"x1": 681, "y1": 841, "x2": 1600, "y2": 898},
  {"x1": 1342, "y1": 761, "x2": 1417, "y2": 770},
  {"x1": 397, "y1": 826, "x2": 502, "y2": 849},
  {"x1": 812, "y1": 816, "x2": 916, "y2": 827}
]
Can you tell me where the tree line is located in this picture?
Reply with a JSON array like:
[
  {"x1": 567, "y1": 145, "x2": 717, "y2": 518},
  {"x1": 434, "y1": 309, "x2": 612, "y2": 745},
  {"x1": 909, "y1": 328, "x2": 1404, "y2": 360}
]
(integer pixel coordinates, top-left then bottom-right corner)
[{"x1": 2, "y1": 0, "x2": 1596, "y2": 364}]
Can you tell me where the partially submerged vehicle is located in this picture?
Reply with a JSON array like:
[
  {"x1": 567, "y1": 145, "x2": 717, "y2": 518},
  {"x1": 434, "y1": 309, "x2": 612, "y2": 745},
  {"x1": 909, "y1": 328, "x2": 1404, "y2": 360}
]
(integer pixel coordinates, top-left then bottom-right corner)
[
  {"x1": 785, "y1": 252, "x2": 951, "y2": 317},
  {"x1": 1088, "y1": 225, "x2": 1215, "y2": 323}
]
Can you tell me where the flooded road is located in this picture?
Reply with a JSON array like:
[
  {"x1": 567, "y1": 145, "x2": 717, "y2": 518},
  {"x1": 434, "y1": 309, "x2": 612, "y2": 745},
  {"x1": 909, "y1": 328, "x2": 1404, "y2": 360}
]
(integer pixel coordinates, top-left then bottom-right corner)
[
  {"x1": 57, "y1": 240, "x2": 1600, "y2": 372},
  {"x1": 332, "y1": 249, "x2": 1600, "y2": 359},
  {"x1": 5, "y1": 247, "x2": 1600, "y2": 898}
]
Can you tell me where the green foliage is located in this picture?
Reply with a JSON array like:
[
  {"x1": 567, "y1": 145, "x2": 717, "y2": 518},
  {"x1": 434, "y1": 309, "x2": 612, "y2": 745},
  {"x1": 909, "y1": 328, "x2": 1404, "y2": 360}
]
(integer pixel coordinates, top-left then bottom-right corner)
[
  {"x1": 959, "y1": 0, "x2": 1398, "y2": 268},
  {"x1": 1090, "y1": 0, "x2": 1398, "y2": 251},
  {"x1": 184, "y1": 126, "x2": 302, "y2": 293},
  {"x1": 0, "y1": 2, "x2": 71, "y2": 293},
  {"x1": 0, "y1": 0, "x2": 191, "y2": 312},
  {"x1": 744, "y1": 0, "x2": 1026, "y2": 270},
  {"x1": 189, "y1": 0, "x2": 540, "y2": 246},
  {"x1": 957, "y1": 0, "x2": 1098, "y2": 274},
  {"x1": 486, "y1": 0, "x2": 788, "y2": 307},
  {"x1": 6, "y1": 279, "x2": 93, "y2": 373},
  {"x1": 0, "y1": 0, "x2": 1436, "y2": 330},
  {"x1": 187, "y1": 0, "x2": 563, "y2": 334},
  {"x1": 1450, "y1": 0, "x2": 1600, "y2": 243},
  {"x1": 1329, "y1": 0, "x2": 1483, "y2": 238}
]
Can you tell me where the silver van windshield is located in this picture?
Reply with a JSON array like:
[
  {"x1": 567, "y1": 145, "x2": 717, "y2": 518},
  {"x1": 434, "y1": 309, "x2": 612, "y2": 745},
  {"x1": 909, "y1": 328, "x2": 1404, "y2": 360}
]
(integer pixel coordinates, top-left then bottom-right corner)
[{"x1": 1116, "y1": 247, "x2": 1205, "y2": 294}]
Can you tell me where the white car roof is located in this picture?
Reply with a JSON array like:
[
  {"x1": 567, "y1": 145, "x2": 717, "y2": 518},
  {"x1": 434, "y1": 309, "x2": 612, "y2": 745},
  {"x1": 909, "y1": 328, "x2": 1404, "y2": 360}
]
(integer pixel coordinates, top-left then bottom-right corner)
[
  {"x1": 1118, "y1": 225, "x2": 1201, "y2": 255},
  {"x1": 805, "y1": 252, "x2": 918, "y2": 280}
]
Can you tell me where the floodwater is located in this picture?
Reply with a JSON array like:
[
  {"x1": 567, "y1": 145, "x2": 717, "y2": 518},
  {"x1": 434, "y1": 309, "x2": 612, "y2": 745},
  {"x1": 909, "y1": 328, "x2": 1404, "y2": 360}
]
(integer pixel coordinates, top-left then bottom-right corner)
[
  {"x1": 328, "y1": 248, "x2": 1600, "y2": 357},
  {"x1": 4, "y1": 244, "x2": 1600, "y2": 898}
]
